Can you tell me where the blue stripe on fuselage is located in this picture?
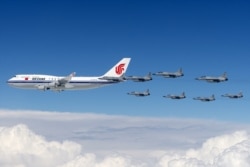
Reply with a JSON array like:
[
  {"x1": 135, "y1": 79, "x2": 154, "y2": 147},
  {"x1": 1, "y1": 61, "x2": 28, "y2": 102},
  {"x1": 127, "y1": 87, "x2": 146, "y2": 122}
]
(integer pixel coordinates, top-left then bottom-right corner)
[{"x1": 7, "y1": 80, "x2": 118, "y2": 84}]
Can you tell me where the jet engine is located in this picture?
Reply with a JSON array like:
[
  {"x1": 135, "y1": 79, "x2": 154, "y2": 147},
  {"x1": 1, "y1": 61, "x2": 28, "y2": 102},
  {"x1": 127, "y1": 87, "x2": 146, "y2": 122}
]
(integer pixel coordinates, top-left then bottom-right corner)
[
  {"x1": 37, "y1": 85, "x2": 50, "y2": 91},
  {"x1": 47, "y1": 82, "x2": 59, "y2": 87}
]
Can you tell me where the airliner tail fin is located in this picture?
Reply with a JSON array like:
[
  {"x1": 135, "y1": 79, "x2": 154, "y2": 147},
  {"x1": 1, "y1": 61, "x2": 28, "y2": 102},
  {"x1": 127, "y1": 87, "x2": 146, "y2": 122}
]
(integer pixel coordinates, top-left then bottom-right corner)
[{"x1": 103, "y1": 58, "x2": 131, "y2": 77}]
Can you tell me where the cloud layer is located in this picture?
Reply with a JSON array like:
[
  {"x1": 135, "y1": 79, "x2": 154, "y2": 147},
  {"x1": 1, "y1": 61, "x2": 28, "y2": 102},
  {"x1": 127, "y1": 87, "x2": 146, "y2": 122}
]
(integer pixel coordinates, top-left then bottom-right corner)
[
  {"x1": 158, "y1": 131, "x2": 250, "y2": 167},
  {"x1": 0, "y1": 124, "x2": 81, "y2": 167},
  {"x1": 0, "y1": 109, "x2": 250, "y2": 166}
]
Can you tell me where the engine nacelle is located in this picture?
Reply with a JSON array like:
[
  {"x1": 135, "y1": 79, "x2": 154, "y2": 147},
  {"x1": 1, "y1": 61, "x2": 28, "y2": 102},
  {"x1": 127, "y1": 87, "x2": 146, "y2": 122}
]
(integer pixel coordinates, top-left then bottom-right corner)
[
  {"x1": 37, "y1": 85, "x2": 50, "y2": 90},
  {"x1": 37, "y1": 82, "x2": 59, "y2": 91},
  {"x1": 47, "y1": 82, "x2": 58, "y2": 87}
]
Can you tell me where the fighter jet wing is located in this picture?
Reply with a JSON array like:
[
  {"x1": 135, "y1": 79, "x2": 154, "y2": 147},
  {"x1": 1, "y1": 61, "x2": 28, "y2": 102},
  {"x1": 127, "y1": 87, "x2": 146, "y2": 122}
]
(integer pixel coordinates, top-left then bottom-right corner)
[{"x1": 208, "y1": 78, "x2": 220, "y2": 82}]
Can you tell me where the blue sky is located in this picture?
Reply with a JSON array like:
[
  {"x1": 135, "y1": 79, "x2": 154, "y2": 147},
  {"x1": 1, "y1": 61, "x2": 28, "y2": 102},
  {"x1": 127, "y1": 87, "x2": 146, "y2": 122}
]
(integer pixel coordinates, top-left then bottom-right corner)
[{"x1": 0, "y1": 0, "x2": 250, "y2": 122}]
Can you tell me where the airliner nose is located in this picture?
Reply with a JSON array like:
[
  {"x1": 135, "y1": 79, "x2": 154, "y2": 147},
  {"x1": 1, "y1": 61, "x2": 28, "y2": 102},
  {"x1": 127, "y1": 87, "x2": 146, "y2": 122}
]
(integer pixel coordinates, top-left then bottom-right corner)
[{"x1": 7, "y1": 78, "x2": 13, "y2": 86}]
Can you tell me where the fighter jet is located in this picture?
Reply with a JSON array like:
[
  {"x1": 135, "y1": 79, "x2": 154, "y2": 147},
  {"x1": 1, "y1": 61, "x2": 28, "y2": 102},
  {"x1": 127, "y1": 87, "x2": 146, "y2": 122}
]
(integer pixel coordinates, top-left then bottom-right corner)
[
  {"x1": 221, "y1": 92, "x2": 243, "y2": 99},
  {"x1": 127, "y1": 89, "x2": 150, "y2": 97},
  {"x1": 152, "y1": 68, "x2": 184, "y2": 78},
  {"x1": 163, "y1": 92, "x2": 186, "y2": 99},
  {"x1": 124, "y1": 72, "x2": 152, "y2": 82},
  {"x1": 195, "y1": 72, "x2": 228, "y2": 83},
  {"x1": 193, "y1": 94, "x2": 215, "y2": 102}
]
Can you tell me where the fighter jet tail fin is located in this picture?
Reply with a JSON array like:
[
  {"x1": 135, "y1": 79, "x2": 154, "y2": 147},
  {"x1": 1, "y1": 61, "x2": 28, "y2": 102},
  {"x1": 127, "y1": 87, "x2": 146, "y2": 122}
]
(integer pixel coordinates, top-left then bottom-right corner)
[
  {"x1": 145, "y1": 89, "x2": 150, "y2": 95},
  {"x1": 178, "y1": 68, "x2": 184, "y2": 76}
]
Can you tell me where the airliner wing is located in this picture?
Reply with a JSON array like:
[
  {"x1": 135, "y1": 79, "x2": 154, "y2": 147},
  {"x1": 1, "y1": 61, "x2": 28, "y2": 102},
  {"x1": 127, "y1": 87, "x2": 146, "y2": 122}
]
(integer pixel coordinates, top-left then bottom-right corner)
[
  {"x1": 57, "y1": 72, "x2": 76, "y2": 86},
  {"x1": 35, "y1": 72, "x2": 76, "y2": 91}
]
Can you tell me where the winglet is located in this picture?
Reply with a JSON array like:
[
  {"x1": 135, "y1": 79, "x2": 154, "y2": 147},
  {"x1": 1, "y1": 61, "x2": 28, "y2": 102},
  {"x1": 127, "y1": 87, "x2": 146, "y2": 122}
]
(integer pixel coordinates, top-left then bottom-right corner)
[
  {"x1": 67, "y1": 72, "x2": 76, "y2": 80},
  {"x1": 59, "y1": 72, "x2": 76, "y2": 84}
]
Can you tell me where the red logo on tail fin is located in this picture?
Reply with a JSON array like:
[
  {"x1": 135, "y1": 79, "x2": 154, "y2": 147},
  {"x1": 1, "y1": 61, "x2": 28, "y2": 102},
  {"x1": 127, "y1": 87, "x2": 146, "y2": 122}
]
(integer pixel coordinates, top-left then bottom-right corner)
[{"x1": 115, "y1": 63, "x2": 125, "y2": 75}]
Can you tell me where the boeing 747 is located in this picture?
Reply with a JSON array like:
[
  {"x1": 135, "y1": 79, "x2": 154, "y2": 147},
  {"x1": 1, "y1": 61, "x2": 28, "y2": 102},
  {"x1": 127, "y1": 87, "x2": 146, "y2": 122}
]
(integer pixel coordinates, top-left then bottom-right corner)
[{"x1": 7, "y1": 58, "x2": 131, "y2": 91}]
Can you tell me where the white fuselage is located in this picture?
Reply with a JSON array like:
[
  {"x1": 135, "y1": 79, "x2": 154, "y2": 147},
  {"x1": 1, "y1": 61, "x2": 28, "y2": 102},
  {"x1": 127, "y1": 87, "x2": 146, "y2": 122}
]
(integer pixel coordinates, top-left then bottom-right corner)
[{"x1": 7, "y1": 74, "x2": 118, "y2": 91}]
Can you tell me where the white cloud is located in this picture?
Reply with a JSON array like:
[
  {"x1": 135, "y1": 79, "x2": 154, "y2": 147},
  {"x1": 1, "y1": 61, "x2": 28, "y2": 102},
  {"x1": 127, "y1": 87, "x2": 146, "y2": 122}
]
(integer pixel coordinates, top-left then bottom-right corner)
[
  {"x1": 213, "y1": 140, "x2": 250, "y2": 167},
  {"x1": 186, "y1": 131, "x2": 248, "y2": 163},
  {"x1": 158, "y1": 131, "x2": 250, "y2": 167},
  {"x1": 0, "y1": 109, "x2": 250, "y2": 167},
  {"x1": 0, "y1": 124, "x2": 144, "y2": 167},
  {"x1": 0, "y1": 124, "x2": 81, "y2": 167},
  {"x1": 60, "y1": 154, "x2": 140, "y2": 167}
]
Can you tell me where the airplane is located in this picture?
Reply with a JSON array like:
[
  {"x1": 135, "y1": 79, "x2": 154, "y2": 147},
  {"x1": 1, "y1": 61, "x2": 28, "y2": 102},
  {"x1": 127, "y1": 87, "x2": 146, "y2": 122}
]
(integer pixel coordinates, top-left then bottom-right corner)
[
  {"x1": 127, "y1": 89, "x2": 150, "y2": 97},
  {"x1": 124, "y1": 72, "x2": 152, "y2": 82},
  {"x1": 195, "y1": 72, "x2": 228, "y2": 83},
  {"x1": 193, "y1": 94, "x2": 215, "y2": 102},
  {"x1": 7, "y1": 58, "x2": 131, "y2": 91},
  {"x1": 163, "y1": 92, "x2": 186, "y2": 99},
  {"x1": 221, "y1": 92, "x2": 243, "y2": 99},
  {"x1": 152, "y1": 68, "x2": 184, "y2": 78}
]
